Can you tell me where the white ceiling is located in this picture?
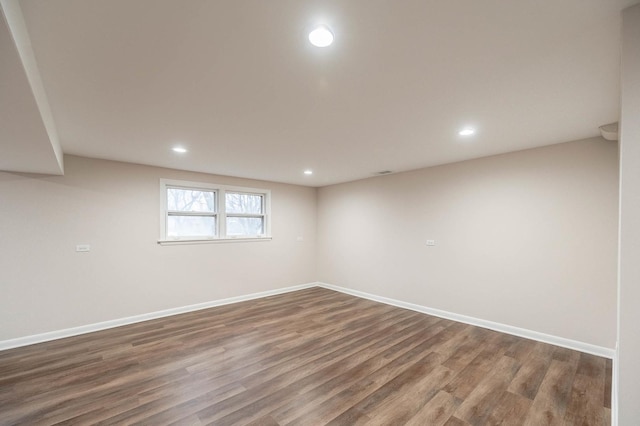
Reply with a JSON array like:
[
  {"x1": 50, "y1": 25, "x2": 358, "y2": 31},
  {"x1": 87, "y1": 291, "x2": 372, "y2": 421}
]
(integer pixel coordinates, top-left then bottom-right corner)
[{"x1": 2, "y1": 0, "x2": 637, "y2": 186}]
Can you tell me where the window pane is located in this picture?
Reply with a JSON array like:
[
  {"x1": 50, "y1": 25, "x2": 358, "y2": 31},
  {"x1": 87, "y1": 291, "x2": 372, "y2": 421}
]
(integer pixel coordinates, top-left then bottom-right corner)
[
  {"x1": 168, "y1": 215, "x2": 216, "y2": 238},
  {"x1": 225, "y1": 192, "x2": 263, "y2": 214},
  {"x1": 226, "y1": 217, "x2": 264, "y2": 236},
  {"x1": 167, "y1": 188, "x2": 215, "y2": 212}
]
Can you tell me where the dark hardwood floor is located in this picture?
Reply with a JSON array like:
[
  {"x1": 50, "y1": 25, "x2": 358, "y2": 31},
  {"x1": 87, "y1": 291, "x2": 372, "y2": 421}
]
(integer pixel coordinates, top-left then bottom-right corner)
[{"x1": 0, "y1": 287, "x2": 612, "y2": 425}]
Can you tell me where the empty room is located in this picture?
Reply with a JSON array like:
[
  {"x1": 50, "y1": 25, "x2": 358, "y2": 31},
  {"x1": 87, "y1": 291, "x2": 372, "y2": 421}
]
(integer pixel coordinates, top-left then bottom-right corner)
[{"x1": 1, "y1": 1, "x2": 640, "y2": 425}]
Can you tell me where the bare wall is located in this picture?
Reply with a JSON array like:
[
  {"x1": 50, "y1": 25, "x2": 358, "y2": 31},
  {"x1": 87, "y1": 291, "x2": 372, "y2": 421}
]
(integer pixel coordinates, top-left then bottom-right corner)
[
  {"x1": 317, "y1": 138, "x2": 618, "y2": 348},
  {"x1": 0, "y1": 155, "x2": 317, "y2": 340}
]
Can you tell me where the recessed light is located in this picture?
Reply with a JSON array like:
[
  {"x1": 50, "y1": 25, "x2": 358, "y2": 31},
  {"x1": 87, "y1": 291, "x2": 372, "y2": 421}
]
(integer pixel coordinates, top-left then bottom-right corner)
[
  {"x1": 304, "y1": 170, "x2": 313, "y2": 175},
  {"x1": 458, "y1": 128, "x2": 475, "y2": 136},
  {"x1": 172, "y1": 147, "x2": 187, "y2": 153},
  {"x1": 309, "y1": 26, "x2": 334, "y2": 47}
]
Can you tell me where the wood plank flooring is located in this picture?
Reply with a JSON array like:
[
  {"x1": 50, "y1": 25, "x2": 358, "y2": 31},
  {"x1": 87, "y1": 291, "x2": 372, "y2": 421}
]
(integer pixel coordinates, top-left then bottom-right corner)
[{"x1": 0, "y1": 287, "x2": 612, "y2": 425}]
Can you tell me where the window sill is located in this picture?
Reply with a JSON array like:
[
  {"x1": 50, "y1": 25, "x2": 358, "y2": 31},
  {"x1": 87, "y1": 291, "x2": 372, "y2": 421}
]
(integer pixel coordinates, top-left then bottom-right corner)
[{"x1": 157, "y1": 237, "x2": 272, "y2": 246}]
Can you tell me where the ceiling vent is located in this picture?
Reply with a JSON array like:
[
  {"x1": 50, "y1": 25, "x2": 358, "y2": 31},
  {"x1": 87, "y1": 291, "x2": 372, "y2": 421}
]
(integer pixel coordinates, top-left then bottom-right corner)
[{"x1": 599, "y1": 122, "x2": 619, "y2": 141}]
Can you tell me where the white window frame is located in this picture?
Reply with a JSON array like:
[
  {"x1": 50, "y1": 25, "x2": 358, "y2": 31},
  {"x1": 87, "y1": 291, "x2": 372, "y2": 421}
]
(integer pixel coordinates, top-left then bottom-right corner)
[
  {"x1": 159, "y1": 179, "x2": 271, "y2": 244},
  {"x1": 223, "y1": 190, "x2": 268, "y2": 238}
]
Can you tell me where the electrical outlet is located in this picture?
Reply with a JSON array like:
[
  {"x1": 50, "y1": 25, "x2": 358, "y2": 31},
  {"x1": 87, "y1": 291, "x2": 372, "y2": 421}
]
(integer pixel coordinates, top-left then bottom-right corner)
[
  {"x1": 426, "y1": 240, "x2": 436, "y2": 246},
  {"x1": 76, "y1": 244, "x2": 91, "y2": 252}
]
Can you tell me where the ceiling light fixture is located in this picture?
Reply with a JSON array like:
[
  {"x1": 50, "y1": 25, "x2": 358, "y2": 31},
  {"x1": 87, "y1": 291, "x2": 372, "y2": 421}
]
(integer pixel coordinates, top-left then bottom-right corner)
[
  {"x1": 309, "y1": 26, "x2": 334, "y2": 47},
  {"x1": 458, "y1": 128, "x2": 475, "y2": 136},
  {"x1": 304, "y1": 170, "x2": 313, "y2": 175},
  {"x1": 172, "y1": 147, "x2": 187, "y2": 153}
]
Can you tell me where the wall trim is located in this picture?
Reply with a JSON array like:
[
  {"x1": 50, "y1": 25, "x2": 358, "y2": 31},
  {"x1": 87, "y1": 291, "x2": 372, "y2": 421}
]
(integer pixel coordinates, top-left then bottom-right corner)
[
  {"x1": 0, "y1": 281, "x2": 616, "y2": 361},
  {"x1": 317, "y1": 282, "x2": 616, "y2": 359},
  {"x1": 0, "y1": 282, "x2": 317, "y2": 351}
]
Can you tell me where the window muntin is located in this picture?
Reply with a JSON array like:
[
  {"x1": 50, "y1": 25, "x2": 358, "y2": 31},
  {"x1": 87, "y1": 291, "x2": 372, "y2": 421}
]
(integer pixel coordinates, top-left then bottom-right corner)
[{"x1": 160, "y1": 179, "x2": 270, "y2": 242}]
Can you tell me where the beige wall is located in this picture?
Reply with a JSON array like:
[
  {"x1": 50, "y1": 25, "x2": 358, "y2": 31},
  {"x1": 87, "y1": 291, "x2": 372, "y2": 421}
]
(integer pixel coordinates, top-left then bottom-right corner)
[
  {"x1": 617, "y1": 4, "x2": 640, "y2": 424},
  {"x1": 0, "y1": 155, "x2": 317, "y2": 340},
  {"x1": 318, "y1": 138, "x2": 618, "y2": 348},
  {"x1": 0, "y1": 139, "x2": 620, "y2": 351}
]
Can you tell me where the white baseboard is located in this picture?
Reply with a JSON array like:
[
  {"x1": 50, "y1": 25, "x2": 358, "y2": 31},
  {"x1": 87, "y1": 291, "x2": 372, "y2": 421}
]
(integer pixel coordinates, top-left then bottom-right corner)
[
  {"x1": 0, "y1": 282, "x2": 317, "y2": 351},
  {"x1": 1, "y1": 281, "x2": 616, "y2": 361},
  {"x1": 317, "y1": 282, "x2": 616, "y2": 359}
]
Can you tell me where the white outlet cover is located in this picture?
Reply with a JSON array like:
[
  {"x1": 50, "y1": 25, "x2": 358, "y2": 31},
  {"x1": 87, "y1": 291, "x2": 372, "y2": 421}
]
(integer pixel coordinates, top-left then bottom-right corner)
[
  {"x1": 76, "y1": 244, "x2": 91, "y2": 252},
  {"x1": 426, "y1": 240, "x2": 436, "y2": 246}
]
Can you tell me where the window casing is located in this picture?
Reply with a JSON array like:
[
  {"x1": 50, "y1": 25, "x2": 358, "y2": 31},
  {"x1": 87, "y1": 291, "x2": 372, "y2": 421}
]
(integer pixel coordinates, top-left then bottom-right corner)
[{"x1": 159, "y1": 179, "x2": 271, "y2": 243}]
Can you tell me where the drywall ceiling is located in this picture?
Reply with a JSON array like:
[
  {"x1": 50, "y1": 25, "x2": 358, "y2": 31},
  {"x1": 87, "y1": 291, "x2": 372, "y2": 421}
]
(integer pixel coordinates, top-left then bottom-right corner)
[{"x1": 3, "y1": 0, "x2": 637, "y2": 186}]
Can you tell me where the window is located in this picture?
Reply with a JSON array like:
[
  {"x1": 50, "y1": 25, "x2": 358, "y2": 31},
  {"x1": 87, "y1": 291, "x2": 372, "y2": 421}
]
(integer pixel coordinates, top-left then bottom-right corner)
[
  {"x1": 166, "y1": 187, "x2": 217, "y2": 238},
  {"x1": 225, "y1": 192, "x2": 265, "y2": 236},
  {"x1": 159, "y1": 179, "x2": 271, "y2": 243}
]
